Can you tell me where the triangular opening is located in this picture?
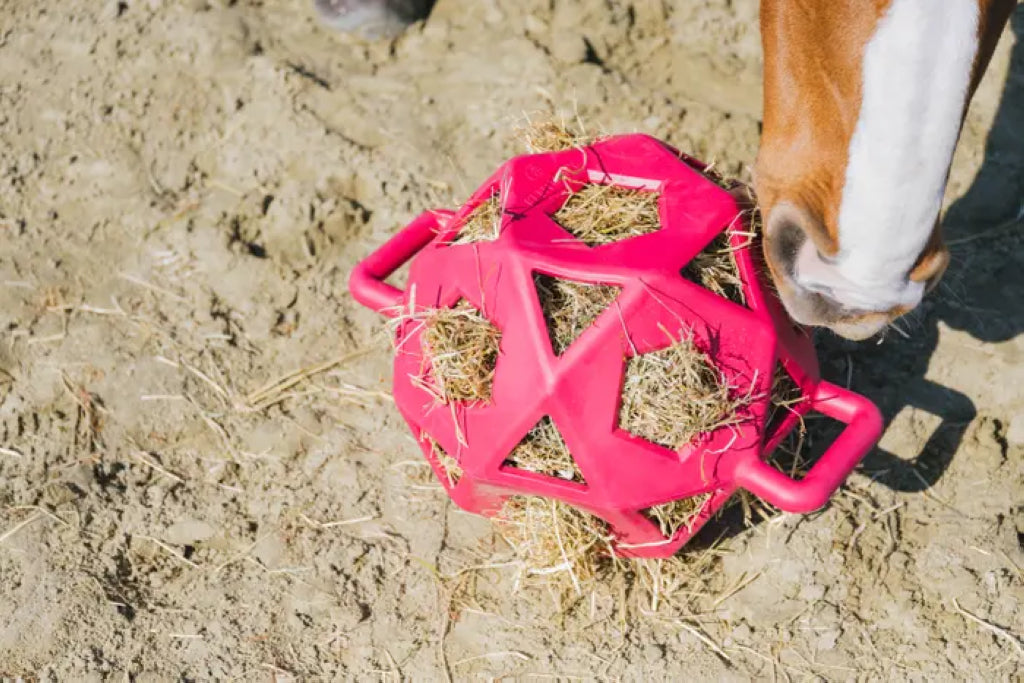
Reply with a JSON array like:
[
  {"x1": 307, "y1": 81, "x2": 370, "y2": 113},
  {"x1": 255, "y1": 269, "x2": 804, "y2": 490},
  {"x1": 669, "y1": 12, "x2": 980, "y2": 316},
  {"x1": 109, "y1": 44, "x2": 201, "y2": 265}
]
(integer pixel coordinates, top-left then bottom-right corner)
[
  {"x1": 680, "y1": 233, "x2": 747, "y2": 306},
  {"x1": 642, "y1": 493, "x2": 713, "y2": 538},
  {"x1": 534, "y1": 273, "x2": 619, "y2": 356},
  {"x1": 450, "y1": 193, "x2": 502, "y2": 245},
  {"x1": 503, "y1": 416, "x2": 586, "y2": 484},
  {"x1": 618, "y1": 330, "x2": 751, "y2": 450},
  {"x1": 552, "y1": 183, "x2": 661, "y2": 247},
  {"x1": 419, "y1": 299, "x2": 501, "y2": 404}
]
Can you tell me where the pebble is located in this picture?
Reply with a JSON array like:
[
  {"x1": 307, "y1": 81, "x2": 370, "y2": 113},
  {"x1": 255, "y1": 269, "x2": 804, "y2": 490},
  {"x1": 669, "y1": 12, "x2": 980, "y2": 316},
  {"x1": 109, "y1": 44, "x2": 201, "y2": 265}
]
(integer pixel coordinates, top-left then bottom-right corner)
[
  {"x1": 523, "y1": 14, "x2": 546, "y2": 35},
  {"x1": 816, "y1": 628, "x2": 842, "y2": 651},
  {"x1": 550, "y1": 35, "x2": 589, "y2": 64},
  {"x1": 164, "y1": 518, "x2": 216, "y2": 545},
  {"x1": 731, "y1": 622, "x2": 752, "y2": 641},
  {"x1": 799, "y1": 583, "x2": 826, "y2": 601},
  {"x1": 644, "y1": 116, "x2": 663, "y2": 131},
  {"x1": 1005, "y1": 413, "x2": 1024, "y2": 446}
]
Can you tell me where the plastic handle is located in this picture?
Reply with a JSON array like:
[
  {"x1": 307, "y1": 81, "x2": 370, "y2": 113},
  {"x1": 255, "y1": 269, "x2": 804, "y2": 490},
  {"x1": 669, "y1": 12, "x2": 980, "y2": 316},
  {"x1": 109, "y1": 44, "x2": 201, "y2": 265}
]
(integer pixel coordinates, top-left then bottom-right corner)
[
  {"x1": 734, "y1": 381, "x2": 883, "y2": 513},
  {"x1": 348, "y1": 210, "x2": 452, "y2": 316}
]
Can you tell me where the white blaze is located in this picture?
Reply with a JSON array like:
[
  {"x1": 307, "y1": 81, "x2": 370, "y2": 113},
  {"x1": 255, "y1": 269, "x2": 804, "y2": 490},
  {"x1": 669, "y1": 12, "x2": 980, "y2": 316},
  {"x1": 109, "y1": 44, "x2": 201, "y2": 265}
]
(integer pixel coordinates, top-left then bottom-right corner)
[{"x1": 799, "y1": 0, "x2": 980, "y2": 312}]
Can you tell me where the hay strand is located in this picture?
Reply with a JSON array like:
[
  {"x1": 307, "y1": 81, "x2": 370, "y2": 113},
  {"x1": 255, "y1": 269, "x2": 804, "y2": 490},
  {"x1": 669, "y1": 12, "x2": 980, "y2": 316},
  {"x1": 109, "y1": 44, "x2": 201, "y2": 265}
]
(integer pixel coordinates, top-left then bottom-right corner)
[
  {"x1": 494, "y1": 496, "x2": 616, "y2": 594},
  {"x1": 516, "y1": 115, "x2": 592, "y2": 153},
  {"x1": 554, "y1": 184, "x2": 661, "y2": 247},
  {"x1": 450, "y1": 194, "x2": 502, "y2": 245},
  {"x1": 420, "y1": 301, "x2": 501, "y2": 404},
  {"x1": 682, "y1": 234, "x2": 747, "y2": 305},
  {"x1": 427, "y1": 437, "x2": 463, "y2": 487},
  {"x1": 644, "y1": 493, "x2": 713, "y2": 539},
  {"x1": 619, "y1": 330, "x2": 751, "y2": 451}
]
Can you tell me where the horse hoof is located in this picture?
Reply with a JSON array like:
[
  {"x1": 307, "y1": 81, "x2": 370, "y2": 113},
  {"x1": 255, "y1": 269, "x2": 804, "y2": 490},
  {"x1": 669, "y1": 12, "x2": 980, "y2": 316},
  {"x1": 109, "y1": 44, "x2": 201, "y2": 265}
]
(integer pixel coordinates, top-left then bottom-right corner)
[{"x1": 313, "y1": 0, "x2": 426, "y2": 38}]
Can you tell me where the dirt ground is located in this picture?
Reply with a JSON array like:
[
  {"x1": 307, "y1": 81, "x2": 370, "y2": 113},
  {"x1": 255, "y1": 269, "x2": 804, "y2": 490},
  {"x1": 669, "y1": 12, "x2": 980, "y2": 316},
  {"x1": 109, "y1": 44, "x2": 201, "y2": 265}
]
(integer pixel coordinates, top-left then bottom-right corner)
[{"x1": 1, "y1": 0, "x2": 1022, "y2": 679}]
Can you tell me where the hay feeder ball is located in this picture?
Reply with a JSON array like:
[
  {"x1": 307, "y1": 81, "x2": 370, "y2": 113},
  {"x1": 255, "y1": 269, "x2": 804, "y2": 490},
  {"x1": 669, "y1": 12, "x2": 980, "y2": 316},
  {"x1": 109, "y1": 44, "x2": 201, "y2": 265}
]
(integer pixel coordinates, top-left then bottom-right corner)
[{"x1": 350, "y1": 134, "x2": 883, "y2": 559}]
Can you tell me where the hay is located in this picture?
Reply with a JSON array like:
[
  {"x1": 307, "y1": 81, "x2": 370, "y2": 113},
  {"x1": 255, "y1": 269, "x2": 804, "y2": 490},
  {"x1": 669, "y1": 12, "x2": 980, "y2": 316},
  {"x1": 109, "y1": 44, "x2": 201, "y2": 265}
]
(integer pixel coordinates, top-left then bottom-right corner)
[
  {"x1": 620, "y1": 331, "x2": 751, "y2": 450},
  {"x1": 450, "y1": 194, "x2": 502, "y2": 245},
  {"x1": 643, "y1": 493, "x2": 713, "y2": 539},
  {"x1": 682, "y1": 234, "x2": 747, "y2": 305},
  {"x1": 516, "y1": 116, "x2": 592, "y2": 153},
  {"x1": 492, "y1": 492, "x2": 721, "y2": 600},
  {"x1": 534, "y1": 274, "x2": 619, "y2": 356},
  {"x1": 493, "y1": 495, "x2": 617, "y2": 592},
  {"x1": 504, "y1": 417, "x2": 583, "y2": 483},
  {"x1": 770, "y1": 364, "x2": 804, "y2": 414},
  {"x1": 421, "y1": 301, "x2": 501, "y2": 404},
  {"x1": 427, "y1": 437, "x2": 463, "y2": 487},
  {"x1": 553, "y1": 184, "x2": 661, "y2": 247}
]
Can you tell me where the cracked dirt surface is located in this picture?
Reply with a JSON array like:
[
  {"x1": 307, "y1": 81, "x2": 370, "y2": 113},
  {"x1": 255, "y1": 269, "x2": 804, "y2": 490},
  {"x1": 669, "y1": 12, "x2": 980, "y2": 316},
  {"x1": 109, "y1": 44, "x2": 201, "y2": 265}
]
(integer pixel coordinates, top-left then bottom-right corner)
[{"x1": 1, "y1": 1, "x2": 1022, "y2": 679}]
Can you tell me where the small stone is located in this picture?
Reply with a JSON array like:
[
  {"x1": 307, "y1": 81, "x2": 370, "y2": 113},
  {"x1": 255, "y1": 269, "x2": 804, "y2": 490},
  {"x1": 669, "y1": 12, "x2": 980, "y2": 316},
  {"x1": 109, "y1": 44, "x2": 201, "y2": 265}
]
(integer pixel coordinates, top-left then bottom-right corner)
[
  {"x1": 164, "y1": 519, "x2": 216, "y2": 545},
  {"x1": 799, "y1": 583, "x2": 826, "y2": 601},
  {"x1": 644, "y1": 116, "x2": 663, "y2": 131},
  {"x1": 252, "y1": 534, "x2": 285, "y2": 569},
  {"x1": 523, "y1": 14, "x2": 546, "y2": 35},
  {"x1": 982, "y1": 570, "x2": 999, "y2": 594},
  {"x1": 815, "y1": 628, "x2": 841, "y2": 651},
  {"x1": 483, "y1": 0, "x2": 504, "y2": 25},
  {"x1": 1006, "y1": 413, "x2": 1024, "y2": 446},
  {"x1": 550, "y1": 35, "x2": 589, "y2": 64},
  {"x1": 731, "y1": 622, "x2": 752, "y2": 641},
  {"x1": 643, "y1": 642, "x2": 663, "y2": 663},
  {"x1": 889, "y1": 551, "x2": 909, "y2": 569}
]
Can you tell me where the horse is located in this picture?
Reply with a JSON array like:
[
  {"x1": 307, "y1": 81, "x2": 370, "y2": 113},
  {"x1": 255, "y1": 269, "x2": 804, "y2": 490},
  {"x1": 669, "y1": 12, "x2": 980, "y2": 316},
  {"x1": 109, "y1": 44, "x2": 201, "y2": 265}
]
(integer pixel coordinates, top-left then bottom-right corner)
[{"x1": 315, "y1": 0, "x2": 1017, "y2": 341}]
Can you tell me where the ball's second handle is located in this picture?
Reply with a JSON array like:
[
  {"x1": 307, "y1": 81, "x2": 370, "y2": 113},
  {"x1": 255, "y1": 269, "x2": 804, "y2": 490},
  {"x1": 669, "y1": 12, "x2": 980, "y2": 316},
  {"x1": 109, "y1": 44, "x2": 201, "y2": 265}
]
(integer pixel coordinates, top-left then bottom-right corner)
[{"x1": 734, "y1": 381, "x2": 883, "y2": 513}]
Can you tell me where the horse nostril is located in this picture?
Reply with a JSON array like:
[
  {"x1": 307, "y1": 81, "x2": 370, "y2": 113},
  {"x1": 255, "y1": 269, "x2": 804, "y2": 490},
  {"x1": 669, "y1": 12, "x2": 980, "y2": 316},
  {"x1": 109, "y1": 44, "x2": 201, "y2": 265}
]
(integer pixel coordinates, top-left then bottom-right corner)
[
  {"x1": 765, "y1": 216, "x2": 806, "y2": 279},
  {"x1": 765, "y1": 201, "x2": 838, "y2": 273}
]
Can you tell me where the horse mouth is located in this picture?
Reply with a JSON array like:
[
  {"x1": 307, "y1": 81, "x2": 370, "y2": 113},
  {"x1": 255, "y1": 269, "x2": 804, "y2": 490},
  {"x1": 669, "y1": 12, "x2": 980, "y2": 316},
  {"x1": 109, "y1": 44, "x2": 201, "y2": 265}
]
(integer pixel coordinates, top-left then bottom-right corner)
[{"x1": 762, "y1": 248, "x2": 902, "y2": 341}]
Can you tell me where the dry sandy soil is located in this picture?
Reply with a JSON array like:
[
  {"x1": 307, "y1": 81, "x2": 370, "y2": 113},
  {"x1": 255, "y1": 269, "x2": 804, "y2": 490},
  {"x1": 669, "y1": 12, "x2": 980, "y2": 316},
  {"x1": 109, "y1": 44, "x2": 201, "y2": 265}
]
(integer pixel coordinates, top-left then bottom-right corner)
[{"x1": 1, "y1": 0, "x2": 1023, "y2": 679}]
